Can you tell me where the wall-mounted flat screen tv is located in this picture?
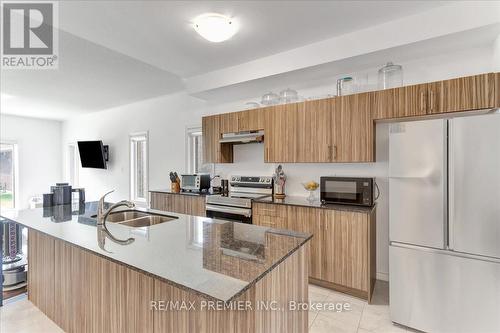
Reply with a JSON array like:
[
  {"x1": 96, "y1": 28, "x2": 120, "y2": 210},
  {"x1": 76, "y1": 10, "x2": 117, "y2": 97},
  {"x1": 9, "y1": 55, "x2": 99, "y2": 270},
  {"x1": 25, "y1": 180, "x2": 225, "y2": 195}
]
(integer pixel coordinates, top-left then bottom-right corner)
[{"x1": 77, "y1": 141, "x2": 107, "y2": 169}]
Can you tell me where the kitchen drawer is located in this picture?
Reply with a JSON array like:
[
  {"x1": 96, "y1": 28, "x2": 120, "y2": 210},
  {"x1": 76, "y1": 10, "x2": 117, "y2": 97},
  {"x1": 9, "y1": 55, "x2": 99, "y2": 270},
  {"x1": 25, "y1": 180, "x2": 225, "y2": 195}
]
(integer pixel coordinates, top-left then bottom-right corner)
[{"x1": 252, "y1": 202, "x2": 287, "y2": 218}]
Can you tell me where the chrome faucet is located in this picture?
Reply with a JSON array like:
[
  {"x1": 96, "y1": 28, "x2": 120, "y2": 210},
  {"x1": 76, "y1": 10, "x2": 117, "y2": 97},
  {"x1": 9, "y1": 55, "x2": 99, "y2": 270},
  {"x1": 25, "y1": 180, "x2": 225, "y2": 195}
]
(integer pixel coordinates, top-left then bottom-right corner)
[
  {"x1": 97, "y1": 190, "x2": 136, "y2": 226},
  {"x1": 96, "y1": 191, "x2": 136, "y2": 246}
]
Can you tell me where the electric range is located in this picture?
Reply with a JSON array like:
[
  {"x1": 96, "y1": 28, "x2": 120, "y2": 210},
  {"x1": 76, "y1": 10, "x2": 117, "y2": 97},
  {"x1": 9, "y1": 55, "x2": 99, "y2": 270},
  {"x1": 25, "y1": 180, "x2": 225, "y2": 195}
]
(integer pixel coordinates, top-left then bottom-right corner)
[{"x1": 205, "y1": 176, "x2": 273, "y2": 223}]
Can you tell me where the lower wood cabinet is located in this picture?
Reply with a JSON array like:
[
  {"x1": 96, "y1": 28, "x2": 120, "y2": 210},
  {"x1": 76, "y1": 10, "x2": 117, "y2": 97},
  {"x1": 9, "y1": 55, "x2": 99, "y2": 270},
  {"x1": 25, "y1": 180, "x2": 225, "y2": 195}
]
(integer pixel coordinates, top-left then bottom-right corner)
[
  {"x1": 252, "y1": 202, "x2": 376, "y2": 301},
  {"x1": 150, "y1": 192, "x2": 206, "y2": 216}
]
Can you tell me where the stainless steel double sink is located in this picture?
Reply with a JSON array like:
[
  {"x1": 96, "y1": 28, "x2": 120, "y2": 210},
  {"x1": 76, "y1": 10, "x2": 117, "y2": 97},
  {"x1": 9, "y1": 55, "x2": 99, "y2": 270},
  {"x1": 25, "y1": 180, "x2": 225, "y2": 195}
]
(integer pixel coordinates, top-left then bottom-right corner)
[{"x1": 93, "y1": 210, "x2": 178, "y2": 228}]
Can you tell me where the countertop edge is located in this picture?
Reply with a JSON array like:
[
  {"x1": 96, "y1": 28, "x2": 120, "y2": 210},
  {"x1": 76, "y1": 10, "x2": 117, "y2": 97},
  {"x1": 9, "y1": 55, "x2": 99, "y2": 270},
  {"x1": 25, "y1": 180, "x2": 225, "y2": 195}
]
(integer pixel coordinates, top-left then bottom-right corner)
[
  {"x1": 149, "y1": 189, "x2": 211, "y2": 197},
  {"x1": 253, "y1": 197, "x2": 377, "y2": 213}
]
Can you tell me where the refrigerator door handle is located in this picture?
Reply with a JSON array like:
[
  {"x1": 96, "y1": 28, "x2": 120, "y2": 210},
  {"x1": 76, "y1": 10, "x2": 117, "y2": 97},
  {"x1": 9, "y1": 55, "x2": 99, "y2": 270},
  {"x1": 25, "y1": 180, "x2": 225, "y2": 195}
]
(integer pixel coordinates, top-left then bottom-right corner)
[
  {"x1": 390, "y1": 242, "x2": 500, "y2": 264},
  {"x1": 448, "y1": 120, "x2": 454, "y2": 251}
]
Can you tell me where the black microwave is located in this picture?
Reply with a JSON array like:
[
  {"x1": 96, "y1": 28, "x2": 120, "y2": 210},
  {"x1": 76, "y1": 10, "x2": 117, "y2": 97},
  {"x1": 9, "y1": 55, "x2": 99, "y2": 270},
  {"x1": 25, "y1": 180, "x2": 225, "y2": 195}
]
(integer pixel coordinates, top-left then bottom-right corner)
[{"x1": 320, "y1": 177, "x2": 374, "y2": 207}]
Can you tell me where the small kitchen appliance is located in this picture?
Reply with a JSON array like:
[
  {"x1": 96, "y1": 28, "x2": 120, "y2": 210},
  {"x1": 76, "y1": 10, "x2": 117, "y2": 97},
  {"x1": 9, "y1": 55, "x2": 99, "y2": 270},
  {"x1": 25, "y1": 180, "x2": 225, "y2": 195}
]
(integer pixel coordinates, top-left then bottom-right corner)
[
  {"x1": 320, "y1": 177, "x2": 375, "y2": 206},
  {"x1": 180, "y1": 174, "x2": 210, "y2": 192},
  {"x1": 2, "y1": 221, "x2": 27, "y2": 293}
]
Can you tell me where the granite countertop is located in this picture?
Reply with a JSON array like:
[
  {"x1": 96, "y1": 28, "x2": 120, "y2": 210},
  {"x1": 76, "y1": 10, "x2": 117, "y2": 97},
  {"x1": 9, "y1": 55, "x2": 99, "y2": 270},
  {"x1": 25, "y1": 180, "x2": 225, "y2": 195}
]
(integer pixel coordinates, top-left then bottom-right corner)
[
  {"x1": 1, "y1": 202, "x2": 311, "y2": 303},
  {"x1": 150, "y1": 189, "x2": 212, "y2": 196},
  {"x1": 254, "y1": 195, "x2": 376, "y2": 213}
]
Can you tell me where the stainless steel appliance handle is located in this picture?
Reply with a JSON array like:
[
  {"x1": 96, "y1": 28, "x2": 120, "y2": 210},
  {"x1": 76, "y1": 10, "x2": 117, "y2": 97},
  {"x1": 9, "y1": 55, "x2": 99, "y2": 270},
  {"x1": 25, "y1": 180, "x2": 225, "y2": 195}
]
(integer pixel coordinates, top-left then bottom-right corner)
[
  {"x1": 205, "y1": 204, "x2": 252, "y2": 217},
  {"x1": 390, "y1": 242, "x2": 500, "y2": 264},
  {"x1": 448, "y1": 119, "x2": 454, "y2": 250}
]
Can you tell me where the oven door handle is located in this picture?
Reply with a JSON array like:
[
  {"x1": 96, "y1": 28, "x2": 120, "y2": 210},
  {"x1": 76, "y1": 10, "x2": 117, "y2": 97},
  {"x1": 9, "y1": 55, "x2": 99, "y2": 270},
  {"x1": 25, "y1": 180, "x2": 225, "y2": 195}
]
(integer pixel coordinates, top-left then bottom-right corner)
[{"x1": 205, "y1": 204, "x2": 252, "y2": 217}]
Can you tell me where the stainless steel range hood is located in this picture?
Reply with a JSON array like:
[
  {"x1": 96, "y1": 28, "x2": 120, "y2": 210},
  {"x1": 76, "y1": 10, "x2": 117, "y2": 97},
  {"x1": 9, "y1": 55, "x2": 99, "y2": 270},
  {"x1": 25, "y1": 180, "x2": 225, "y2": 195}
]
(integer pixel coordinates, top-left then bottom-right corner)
[{"x1": 219, "y1": 130, "x2": 264, "y2": 144}]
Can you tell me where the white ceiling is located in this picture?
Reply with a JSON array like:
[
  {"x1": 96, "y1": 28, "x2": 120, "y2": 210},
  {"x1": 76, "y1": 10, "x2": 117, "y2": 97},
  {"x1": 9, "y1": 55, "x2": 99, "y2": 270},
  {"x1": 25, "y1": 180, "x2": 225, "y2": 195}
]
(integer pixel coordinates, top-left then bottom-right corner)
[
  {"x1": 57, "y1": 1, "x2": 447, "y2": 77},
  {"x1": 2, "y1": 0, "x2": 496, "y2": 120}
]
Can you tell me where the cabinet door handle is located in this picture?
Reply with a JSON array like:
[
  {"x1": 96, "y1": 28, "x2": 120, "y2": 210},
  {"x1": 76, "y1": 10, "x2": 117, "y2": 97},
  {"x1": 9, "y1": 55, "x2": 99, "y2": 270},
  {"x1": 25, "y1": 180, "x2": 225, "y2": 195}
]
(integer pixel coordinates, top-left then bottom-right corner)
[
  {"x1": 420, "y1": 91, "x2": 426, "y2": 113},
  {"x1": 429, "y1": 90, "x2": 434, "y2": 113},
  {"x1": 266, "y1": 147, "x2": 270, "y2": 160},
  {"x1": 328, "y1": 145, "x2": 332, "y2": 161},
  {"x1": 333, "y1": 145, "x2": 337, "y2": 160}
]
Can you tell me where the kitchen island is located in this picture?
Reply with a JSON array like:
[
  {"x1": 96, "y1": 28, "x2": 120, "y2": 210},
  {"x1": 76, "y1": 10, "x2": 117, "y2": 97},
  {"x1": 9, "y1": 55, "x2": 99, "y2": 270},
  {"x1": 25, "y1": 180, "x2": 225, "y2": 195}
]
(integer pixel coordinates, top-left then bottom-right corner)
[{"x1": 1, "y1": 203, "x2": 312, "y2": 333}]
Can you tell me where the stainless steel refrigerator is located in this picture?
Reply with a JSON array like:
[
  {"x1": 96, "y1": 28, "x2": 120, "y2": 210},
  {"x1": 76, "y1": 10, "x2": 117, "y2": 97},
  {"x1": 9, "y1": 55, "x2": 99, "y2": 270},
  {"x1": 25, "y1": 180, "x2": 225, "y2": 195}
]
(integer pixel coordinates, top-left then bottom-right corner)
[{"x1": 389, "y1": 110, "x2": 500, "y2": 333}]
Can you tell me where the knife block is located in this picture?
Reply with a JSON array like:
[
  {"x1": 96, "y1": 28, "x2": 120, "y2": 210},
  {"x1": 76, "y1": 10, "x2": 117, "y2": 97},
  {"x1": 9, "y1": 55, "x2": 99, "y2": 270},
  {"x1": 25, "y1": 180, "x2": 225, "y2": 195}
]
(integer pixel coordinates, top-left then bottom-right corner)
[{"x1": 171, "y1": 182, "x2": 180, "y2": 193}]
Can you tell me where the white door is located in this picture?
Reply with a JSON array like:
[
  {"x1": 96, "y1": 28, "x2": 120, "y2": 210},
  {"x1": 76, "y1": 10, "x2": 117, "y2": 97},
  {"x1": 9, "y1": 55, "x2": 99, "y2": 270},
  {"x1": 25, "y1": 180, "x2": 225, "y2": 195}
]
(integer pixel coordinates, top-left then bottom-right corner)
[
  {"x1": 449, "y1": 112, "x2": 500, "y2": 259},
  {"x1": 389, "y1": 119, "x2": 447, "y2": 249}
]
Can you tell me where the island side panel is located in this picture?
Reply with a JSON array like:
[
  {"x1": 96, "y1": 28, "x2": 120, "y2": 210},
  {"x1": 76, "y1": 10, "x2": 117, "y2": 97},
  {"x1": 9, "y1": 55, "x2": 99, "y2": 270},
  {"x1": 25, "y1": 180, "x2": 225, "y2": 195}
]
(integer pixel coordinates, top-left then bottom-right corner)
[
  {"x1": 28, "y1": 230, "x2": 56, "y2": 322},
  {"x1": 153, "y1": 243, "x2": 309, "y2": 333},
  {"x1": 28, "y1": 229, "x2": 154, "y2": 333}
]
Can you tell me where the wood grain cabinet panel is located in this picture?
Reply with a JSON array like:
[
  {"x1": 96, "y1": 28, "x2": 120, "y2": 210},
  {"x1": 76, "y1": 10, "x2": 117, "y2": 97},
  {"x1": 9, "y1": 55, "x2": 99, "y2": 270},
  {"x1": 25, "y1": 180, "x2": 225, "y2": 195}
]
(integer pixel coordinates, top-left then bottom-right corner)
[
  {"x1": 219, "y1": 112, "x2": 240, "y2": 134},
  {"x1": 393, "y1": 83, "x2": 429, "y2": 118},
  {"x1": 252, "y1": 203, "x2": 376, "y2": 301},
  {"x1": 219, "y1": 109, "x2": 265, "y2": 134},
  {"x1": 28, "y1": 230, "x2": 55, "y2": 322},
  {"x1": 264, "y1": 103, "x2": 298, "y2": 162},
  {"x1": 29, "y1": 230, "x2": 154, "y2": 333},
  {"x1": 238, "y1": 108, "x2": 265, "y2": 132},
  {"x1": 150, "y1": 192, "x2": 206, "y2": 216},
  {"x1": 329, "y1": 211, "x2": 368, "y2": 292},
  {"x1": 429, "y1": 73, "x2": 497, "y2": 114},
  {"x1": 296, "y1": 98, "x2": 336, "y2": 162},
  {"x1": 371, "y1": 89, "x2": 396, "y2": 120},
  {"x1": 496, "y1": 73, "x2": 500, "y2": 106},
  {"x1": 202, "y1": 115, "x2": 232, "y2": 164},
  {"x1": 285, "y1": 206, "x2": 323, "y2": 280},
  {"x1": 335, "y1": 93, "x2": 374, "y2": 162}
]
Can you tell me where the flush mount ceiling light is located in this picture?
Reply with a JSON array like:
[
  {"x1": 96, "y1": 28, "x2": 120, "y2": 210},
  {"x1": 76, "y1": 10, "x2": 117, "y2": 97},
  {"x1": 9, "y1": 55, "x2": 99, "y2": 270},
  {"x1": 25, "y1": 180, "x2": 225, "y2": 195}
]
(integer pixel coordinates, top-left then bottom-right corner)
[{"x1": 193, "y1": 13, "x2": 238, "y2": 43}]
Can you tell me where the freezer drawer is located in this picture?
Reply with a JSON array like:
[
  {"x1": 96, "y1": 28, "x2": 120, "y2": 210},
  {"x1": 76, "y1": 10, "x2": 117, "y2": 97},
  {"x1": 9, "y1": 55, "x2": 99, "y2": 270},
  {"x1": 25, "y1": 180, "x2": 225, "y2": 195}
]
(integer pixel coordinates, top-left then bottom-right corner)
[
  {"x1": 449, "y1": 112, "x2": 500, "y2": 258},
  {"x1": 390, "y1": 244, "x2": 500, "y2": 333}
]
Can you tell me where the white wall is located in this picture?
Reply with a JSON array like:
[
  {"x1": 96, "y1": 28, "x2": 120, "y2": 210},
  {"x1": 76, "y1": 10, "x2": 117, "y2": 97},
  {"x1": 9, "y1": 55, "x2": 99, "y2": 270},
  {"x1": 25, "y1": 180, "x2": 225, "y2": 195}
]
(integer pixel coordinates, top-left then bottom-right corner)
[
  {"x1": 0, "y1": 115, "x2": 62, "y2": 209},
  {"x1": 61, "y1": 43, "x2": 497, "y2": 281},
  {"x1": 61, "y1": 92, "x2": 204, "y2": 203}
]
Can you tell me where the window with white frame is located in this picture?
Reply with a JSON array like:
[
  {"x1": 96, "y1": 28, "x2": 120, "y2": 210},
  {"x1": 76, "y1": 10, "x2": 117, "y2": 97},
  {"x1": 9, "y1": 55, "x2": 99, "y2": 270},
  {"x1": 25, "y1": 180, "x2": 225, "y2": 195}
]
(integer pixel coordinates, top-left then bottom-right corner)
[
  {"x1": 130, "y1": 132, "x2": 149, "y2": 204},
  {"x1": 0, "y1": 142, "x2": 18, "y2": 209},
  {"x1": 67, "y1": 143, "x2": 79, "y2": 186},
  {"x1": 186, "y1": 127, "x2": 202, "y2": 174}
]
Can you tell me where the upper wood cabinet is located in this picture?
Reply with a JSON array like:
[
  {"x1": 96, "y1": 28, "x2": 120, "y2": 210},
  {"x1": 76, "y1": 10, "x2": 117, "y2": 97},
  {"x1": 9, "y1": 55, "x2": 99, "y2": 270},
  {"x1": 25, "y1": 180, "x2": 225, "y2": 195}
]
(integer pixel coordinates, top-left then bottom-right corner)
[
  {"x1": 296, "y1": 98, "x2": 336, "y2": 162},
  {"x1": 219, "y1": 112, "x2": 240, "y2": 134},
  {"x1": 219, "y1": 109, "x2": 265, "y2": 134},
  {"x1": 372, "y1": 73, "x2": 498, "y2": 120},
  {"x1": 428, "y1": 73, "x2": 496, "y2": 114},
  {"x1": 371, "y1": 88, "x2": 395, "y2": 120},
  {"x1": 394, "y1": 83, "x2": 429, "y2": 118},
  {"x1": 202, "y1": 115, "x2": 232, "y2": 163},
  {"x1": 496, "y1": 73, "x2": 500, "y2": 106},
  {"x1": 238, "y1": 108, "x2": 265, "y2": 132},
  {"x1": 335, "y1": 93, "x2": 374, "y2": 162},
  {"x1": 264, "y1": 103, "x2": 299, "y2": 162},
  {"x1": 202, "y1": 72, "x2": 499, "y2": 164},
  {"x1": 372, "y1": 84, "x2": 428, "y2": 119}
]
